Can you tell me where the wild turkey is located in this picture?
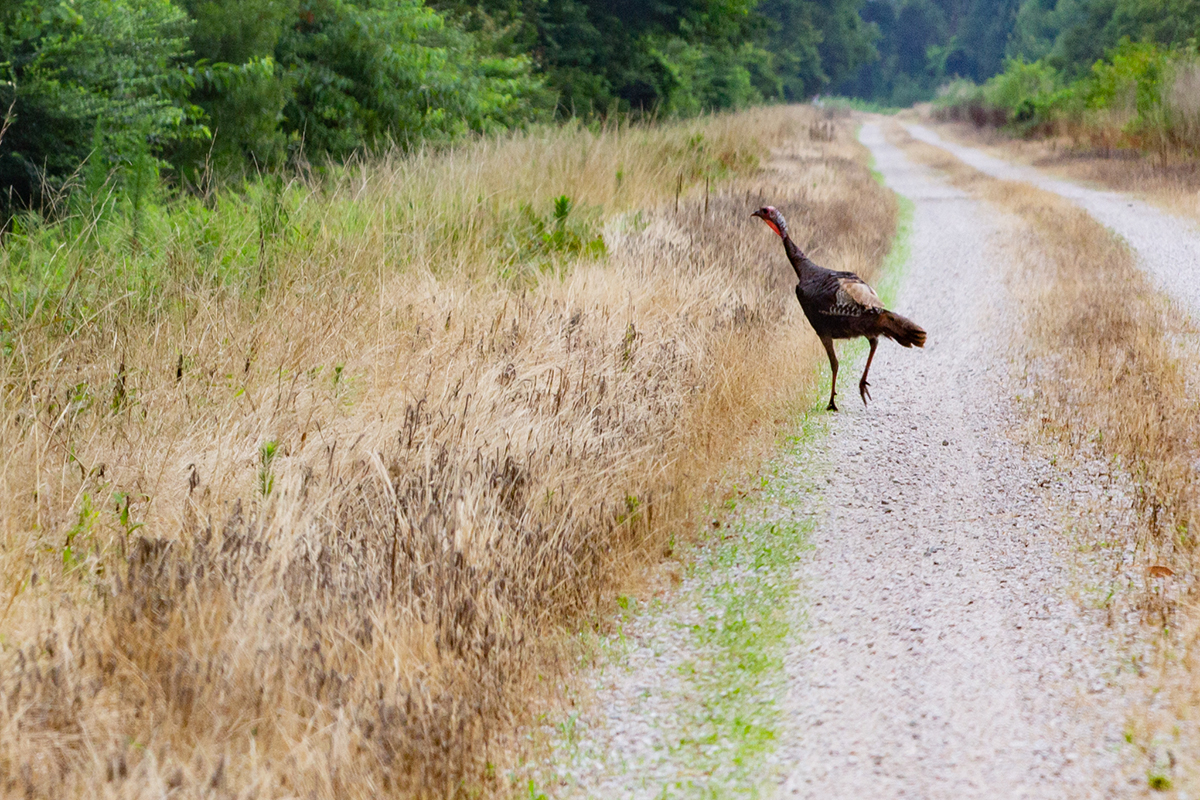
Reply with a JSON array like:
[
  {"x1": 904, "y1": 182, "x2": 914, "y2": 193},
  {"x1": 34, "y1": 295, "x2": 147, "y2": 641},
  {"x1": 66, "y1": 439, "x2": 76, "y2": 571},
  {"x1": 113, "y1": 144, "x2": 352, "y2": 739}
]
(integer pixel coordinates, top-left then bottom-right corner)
[{"x1": 752, "y1": 206, "x2": 926, "y2": 411}]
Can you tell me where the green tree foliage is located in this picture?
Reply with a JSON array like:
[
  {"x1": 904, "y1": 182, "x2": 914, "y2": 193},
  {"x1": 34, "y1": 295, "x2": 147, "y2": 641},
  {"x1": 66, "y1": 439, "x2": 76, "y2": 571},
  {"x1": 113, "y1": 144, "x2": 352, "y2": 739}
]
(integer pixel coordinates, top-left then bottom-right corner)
[
  {"x1": 948, "y1": 0, "x2": 1021, "y2": 80},
  {"x1": 173, "y1": 0, "x2": 294, "y2": 172},
  {"x1": 172, "y1": 0, "x2": 549, "y2": 177},
  {"x1": 2, "y1": 0, "x2": 549, "y2": 201},
  {"x1": 277, "y1": 0, "x2": 547, "y2": 158},
  {"x1": 433, "y1": 0, "x2": 876, "y2": 114},
  {"x1": 1003, "y1": 0, "x2": 1199, "y2": 81},
  {"x1": 758, "y1": 0, "x2": 875, "y2": 100},
  {"x1": 0, "y1": 0, "x2": 195, "y2": 208},
  {"x1": 837, "y1": 0, "x2": 1024, "y2": 104},
  {"x1": 1, "y1": 0, "x2": 881, "y2": 213},
  {"x1": 527, "y1": 0, "x2": 774, "y2": 114}
]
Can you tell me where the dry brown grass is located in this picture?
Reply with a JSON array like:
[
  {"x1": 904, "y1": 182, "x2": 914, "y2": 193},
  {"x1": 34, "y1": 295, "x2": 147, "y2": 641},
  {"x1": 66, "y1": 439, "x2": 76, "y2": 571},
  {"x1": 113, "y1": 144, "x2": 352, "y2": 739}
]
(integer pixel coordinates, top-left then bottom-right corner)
[
  {"x1": 887, "y1": 120, "x2": 1200, "y2": 788},
  {"x1": 0, "y1": 107, "x2": 896, "y2": 798}
]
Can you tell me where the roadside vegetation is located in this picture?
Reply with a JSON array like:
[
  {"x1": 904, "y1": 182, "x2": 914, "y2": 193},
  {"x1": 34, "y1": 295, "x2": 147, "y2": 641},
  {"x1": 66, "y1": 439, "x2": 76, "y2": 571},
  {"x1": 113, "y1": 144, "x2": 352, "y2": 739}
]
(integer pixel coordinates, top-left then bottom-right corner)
[
  {"x1": 0, "y1": 105, "x2": 896, "y2": 797},
  {"x1": 935, "y1": 42, "x2": 1200, "y2": 154},
  {"x1": 888, "y1": 122, "x2": 1200, "y2": 792},
  {"x1": 902, "y1": 0, "x2": 1200, "y2": 189}
]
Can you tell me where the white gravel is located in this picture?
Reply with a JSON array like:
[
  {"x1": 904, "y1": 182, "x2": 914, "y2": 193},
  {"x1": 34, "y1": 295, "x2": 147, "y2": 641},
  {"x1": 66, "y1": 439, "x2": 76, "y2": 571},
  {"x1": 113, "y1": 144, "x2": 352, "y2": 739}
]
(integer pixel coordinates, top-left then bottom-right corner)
[
  {"x1": 905, "y1": 122, "x2": 1200, "y2": 318},
  {"x1": 541, "y1": 122, "x2": 1155, "y2": 799}
]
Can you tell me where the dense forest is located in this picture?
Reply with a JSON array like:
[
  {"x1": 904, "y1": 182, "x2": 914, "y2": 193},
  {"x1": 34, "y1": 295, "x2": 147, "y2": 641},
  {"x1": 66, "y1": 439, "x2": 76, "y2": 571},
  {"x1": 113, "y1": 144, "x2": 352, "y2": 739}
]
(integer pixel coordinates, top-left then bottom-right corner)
[
  {"x1": 838, "y1": 0, "x2": 1021, "y2": 105},
  {"x1": 0, "y1": 0, "x2": 874, "y2": 211},
  {"x1": 1, "y1": 0, "x2": 1194, "y2": 215}
]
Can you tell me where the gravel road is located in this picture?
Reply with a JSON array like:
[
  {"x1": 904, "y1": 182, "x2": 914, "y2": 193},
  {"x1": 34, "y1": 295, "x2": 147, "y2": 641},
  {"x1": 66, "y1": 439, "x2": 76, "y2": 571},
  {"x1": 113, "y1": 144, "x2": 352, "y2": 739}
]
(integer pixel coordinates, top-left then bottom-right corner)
[
  {"x1": 905, "y1": 123, "x2": 1200, "y2": 318},
  {"x1": 776, "y1": 122, "x2": 1144, "y2": 798},
  {"x1": 543, "y1": 122, "x2": 1152, "y2": 798}
]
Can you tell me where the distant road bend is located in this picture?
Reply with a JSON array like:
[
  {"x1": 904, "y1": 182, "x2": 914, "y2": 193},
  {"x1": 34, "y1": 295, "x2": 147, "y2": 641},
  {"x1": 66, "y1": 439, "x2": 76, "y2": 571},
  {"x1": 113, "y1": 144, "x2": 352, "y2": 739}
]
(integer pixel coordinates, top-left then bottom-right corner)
[{"x1": 904, "y1": 123, "x2": 1200, "y2": 319}]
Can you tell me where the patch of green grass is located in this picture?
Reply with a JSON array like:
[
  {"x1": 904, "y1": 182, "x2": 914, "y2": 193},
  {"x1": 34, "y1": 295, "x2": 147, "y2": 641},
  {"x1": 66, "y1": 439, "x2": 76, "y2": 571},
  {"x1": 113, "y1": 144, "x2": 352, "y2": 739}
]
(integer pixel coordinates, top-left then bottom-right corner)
[
  {"x1": 874, "y1": 194, "x2": 915, "y2": 308},
  {"x1": 668, "y1": 511, "x2": 813, "y2": 794},
  {"x1": 821, "y1": 96, "x2": 904, "y2": 115},
  {"x1": 632, "y1": 411, "x2": 828, "y2": 797},
  {"x1": 1147, "y1": 770, "x2": 1172, "y2": 791}
]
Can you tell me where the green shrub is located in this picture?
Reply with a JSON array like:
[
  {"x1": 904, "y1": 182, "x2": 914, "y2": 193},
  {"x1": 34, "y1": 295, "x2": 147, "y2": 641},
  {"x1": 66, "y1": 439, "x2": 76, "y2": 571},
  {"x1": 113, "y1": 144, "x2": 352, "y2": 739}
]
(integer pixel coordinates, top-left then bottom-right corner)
[
  {"x1": 982, "y1": 57, "x2": 1067, "y2": 128},
  {"x1": 1084, "y1": 39, "x2": 1171, "y2": 120}
]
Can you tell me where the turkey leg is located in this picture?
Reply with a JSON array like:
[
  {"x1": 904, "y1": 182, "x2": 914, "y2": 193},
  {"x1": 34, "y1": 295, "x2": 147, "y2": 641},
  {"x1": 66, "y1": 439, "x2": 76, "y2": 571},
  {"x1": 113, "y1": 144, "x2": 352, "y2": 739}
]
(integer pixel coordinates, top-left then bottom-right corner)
[
  {"x1": 821, "y1": 335, "x2": 839, "y2": 411},
  {"x1": 860, "y1": 336, "x2": 878, "y2": 406}
]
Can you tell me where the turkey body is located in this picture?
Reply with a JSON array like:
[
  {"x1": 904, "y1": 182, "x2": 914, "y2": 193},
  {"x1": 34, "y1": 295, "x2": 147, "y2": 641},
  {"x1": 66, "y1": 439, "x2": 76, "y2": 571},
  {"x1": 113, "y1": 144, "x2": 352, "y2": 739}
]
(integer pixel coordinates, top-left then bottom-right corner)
[
  {"x1": 795, "y1": 263, "x2": 888, "y2": 339},
  {"x1": 753, "y1": 205, "x2": 926, "y2": 410}
]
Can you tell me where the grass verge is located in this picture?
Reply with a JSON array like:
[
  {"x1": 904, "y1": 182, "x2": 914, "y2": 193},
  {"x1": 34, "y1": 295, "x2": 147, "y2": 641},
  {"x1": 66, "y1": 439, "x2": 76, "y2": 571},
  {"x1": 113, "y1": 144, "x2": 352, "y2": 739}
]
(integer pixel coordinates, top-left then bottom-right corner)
[
  {"x1": 669, "y1": 420, "x2": 826, "y2": 796},
  {"x1": 532, "y1": 167, "x2": 915, "y2": 796},
  {"x1": 533, "y1": 415, "x2": 830, "y2": 799}
]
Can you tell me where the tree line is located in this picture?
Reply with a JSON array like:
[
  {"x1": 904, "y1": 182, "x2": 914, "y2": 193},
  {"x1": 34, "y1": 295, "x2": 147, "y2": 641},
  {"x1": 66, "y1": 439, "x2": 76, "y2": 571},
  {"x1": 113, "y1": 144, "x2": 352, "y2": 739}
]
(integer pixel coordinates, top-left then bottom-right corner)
[
  {"x1": 839, "y1": 0, "x2": 1199, "y2": 123},
  {"x1": 0, "y1": 0, "x2": 875, "y2": 212}
]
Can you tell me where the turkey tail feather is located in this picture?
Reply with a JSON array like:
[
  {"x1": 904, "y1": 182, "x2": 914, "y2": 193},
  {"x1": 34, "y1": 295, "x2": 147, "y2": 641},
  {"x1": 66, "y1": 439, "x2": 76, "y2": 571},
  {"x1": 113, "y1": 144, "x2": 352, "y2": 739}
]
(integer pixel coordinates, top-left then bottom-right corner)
[{"x1": 880, "y1": 311, "x2": 926, "y2": 348}]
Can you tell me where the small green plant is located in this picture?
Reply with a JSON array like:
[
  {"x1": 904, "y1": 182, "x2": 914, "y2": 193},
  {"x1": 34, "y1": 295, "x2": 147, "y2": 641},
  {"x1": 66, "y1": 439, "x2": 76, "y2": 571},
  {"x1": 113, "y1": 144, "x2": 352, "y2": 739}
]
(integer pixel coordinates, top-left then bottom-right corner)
[
  {"x1": 259, "y1": 439, "x2": 279, "y2": 497},
  {"x1": 510, "y1": 194, "x2": 606, "y2": 275},
  {"x1": 62, "y1": 493, "x2": 99, "y2": 572},
  {"x1": 1147, "y1": 770, "x2": 1172, "y2": 791},
  {"x1": 557, "y1": 711, "x2": 580, "y2": 749},
  {"x1": 113, "y1": 491, "x2": 143, "y2": 538}
]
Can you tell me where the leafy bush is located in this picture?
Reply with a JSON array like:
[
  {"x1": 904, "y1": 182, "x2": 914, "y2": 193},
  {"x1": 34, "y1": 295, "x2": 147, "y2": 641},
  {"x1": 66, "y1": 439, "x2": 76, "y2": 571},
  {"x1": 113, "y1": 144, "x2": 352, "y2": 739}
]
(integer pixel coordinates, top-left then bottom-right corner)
[
  {"x1": 978, "y1": 57, "x2": 1075, "y2": 130},
  {"x1": 1083, "y1": 38, "x2": 1170, "y2": 119},
  {"x1": 934, "y1": 38, "x2": 1200, "y2": 153}
]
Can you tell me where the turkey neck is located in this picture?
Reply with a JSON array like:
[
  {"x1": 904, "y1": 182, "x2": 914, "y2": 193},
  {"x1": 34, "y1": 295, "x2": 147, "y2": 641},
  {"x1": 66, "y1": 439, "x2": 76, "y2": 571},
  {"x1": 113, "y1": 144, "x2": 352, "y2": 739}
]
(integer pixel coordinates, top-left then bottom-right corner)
[{"x1": 782, "y1": 234, "x2": 820, "y2": 281}]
